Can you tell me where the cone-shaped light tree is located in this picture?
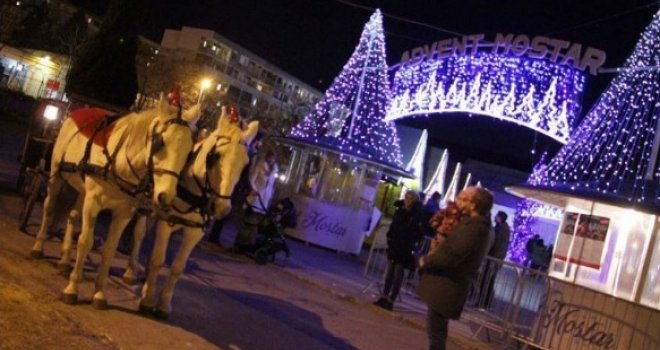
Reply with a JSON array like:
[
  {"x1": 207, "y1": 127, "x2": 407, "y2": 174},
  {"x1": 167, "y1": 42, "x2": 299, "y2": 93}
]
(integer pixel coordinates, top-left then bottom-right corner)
[
  {"x1": 541, "y1": 9, "x2": 660, "y2": 203},
  {"x1": 290, "y1": 9, "x2": 404, "y2": 168},
  {"x1": 424, "y1": 149, "x2": 449, "y2": 196},
  {"x1": 510, "y1": 10, "x2": 660, "y2": 265}
]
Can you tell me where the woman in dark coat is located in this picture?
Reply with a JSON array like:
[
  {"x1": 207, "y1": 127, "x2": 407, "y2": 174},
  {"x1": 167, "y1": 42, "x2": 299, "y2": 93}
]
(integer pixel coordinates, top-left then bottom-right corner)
[{"x1": 374, "y1": 190, "x2": 423, "y2": 310}]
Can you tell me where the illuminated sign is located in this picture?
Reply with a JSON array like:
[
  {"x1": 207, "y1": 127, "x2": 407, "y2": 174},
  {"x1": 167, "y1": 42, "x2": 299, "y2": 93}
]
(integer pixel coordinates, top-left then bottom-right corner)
[
  {"x1": 399, "y1": 33, "x2": 607, "y2": 76},
  {"x1": 387, "y1": 50, "x2": 586, "y2": 143}
]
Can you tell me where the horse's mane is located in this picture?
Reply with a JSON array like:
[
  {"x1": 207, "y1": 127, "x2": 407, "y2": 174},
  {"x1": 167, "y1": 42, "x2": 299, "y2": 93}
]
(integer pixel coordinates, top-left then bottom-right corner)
[{"x1": 119, "y1": 109, "x2": 158, "y2": 159}]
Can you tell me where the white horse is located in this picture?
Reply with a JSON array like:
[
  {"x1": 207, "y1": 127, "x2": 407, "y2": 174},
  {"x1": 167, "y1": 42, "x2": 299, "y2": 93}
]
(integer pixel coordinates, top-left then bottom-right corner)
[
  {"x1": 122, "y1": 107, "x2": 257, "y2": 319},
  {"x1": 30, "y1": 93, "x2": 200, "y2": 308}
]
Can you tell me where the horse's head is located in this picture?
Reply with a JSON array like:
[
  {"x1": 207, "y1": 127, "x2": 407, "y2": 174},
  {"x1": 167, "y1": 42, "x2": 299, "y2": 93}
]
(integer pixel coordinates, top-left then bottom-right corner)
[
  {"x1": 193, "y1": 106, "x2": 259, "y2": 219},
  {"x1": 149, "y1": 93, "x2": 202, "y2": 209}
]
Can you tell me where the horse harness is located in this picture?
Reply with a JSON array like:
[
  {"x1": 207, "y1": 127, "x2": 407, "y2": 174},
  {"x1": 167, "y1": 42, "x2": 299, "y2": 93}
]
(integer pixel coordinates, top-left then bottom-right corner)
[
  {"x1": 159, "y1": 134, "x2": 242, "y2": 229},
  {"x1": 59, "y1": 112, "x2": 190, "y2": 200}
]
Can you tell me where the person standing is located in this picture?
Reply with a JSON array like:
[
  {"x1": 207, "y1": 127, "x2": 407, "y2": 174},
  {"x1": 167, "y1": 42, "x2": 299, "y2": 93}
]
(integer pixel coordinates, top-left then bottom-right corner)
[
  {"x1": 477, "y1": 211, "x2": 510, "y2": 309},
  {"x1": 233, "y1": 150, "x2": 278, "y2": 250},
  {"x1": 525, "y1": 234, "x2": 541, "y2": 267},
  {"x1": 418, "y1": 187, "x2": 494, "y2": 350},
  {"x1": 207, "y1": 132, "x2": 263, "y2": 246},
  {"x1": 373, "y1": 190, "x2": 423, "y2": 311}
]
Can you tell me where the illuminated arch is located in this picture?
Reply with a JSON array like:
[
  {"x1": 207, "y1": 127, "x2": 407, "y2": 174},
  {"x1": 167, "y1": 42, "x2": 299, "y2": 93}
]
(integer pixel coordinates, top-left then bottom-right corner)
[{"x1": 386, "y1": 52, "x2": 586, "y2": 144}]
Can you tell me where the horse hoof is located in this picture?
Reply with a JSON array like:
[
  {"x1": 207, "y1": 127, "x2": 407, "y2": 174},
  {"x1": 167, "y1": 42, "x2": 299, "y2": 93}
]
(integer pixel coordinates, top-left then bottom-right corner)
[
  {"x1": 30, "y1": 250, "x2": 44, "y2": 259},
  {"x1": 122, "y1": 275, "x2": 138, "y2": 285},
  {"x1": 138, "y1": 303, "x2": 154, "y2": 315},
  {"x1": 57, "y1": 263, "x2": 72, "y2": 276},
  {"x1": 92, "y1": 298, "x2": 108, "y2": 310},
  {"x1": 61, "y1": 293, "x2": 77, "y2": 305},
  {"x1": 154, "y1": 309, "x2": 169, "y2": 320}
]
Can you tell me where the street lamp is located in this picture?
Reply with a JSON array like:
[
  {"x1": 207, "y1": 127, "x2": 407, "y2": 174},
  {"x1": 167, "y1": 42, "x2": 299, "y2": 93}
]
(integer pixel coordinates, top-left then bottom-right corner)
[{"x1": 198, "y1": 78, "x2": 212, "y2": 103}]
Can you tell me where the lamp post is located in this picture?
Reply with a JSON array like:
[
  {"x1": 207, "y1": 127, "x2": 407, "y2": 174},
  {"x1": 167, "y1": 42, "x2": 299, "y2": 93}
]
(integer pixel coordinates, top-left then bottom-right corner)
[{"x1": 198, "y1": 78, "x2": 212, "y2": 104}]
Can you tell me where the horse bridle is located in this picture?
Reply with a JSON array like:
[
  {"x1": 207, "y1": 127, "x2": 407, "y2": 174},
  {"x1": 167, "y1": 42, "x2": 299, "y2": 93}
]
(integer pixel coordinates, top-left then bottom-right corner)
[
  {"x1": 147, "y1": 116, "x2": 191, "y2": 181},
  {"x1": 169, "y1": 133, "x2": 248, "y2": 218},
  {"x1": 192, "y1": 134, "x2": 238, "y2": 202}
]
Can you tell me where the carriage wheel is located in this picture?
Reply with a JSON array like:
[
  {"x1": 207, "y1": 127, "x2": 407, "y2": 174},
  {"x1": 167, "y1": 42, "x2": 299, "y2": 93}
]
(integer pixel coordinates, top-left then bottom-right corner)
[{"x1": 18, "y1": 170, "x2": 45, "y2": 233}]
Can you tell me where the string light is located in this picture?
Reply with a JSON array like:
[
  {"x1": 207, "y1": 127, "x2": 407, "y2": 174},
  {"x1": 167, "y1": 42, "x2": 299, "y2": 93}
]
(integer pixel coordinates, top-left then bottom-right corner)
[
  {"x1": 540, "y1": 9, "x2": 660, "y2": 206},
  {"x1": 510, "y1": 152, "x2": 553, "y2": 265},
  {"x1": 510, "y1": 10, "x2": 660, "y2": 263},
  {"x1": 290, "y1": 9, "x2": 404, "y2": 169},
  {"x1": 386, "y1": 52, "x2": 585, "y2": 144}
]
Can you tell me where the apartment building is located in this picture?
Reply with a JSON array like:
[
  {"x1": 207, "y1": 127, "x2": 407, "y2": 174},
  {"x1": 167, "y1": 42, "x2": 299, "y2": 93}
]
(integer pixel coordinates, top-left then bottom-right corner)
[{"x1": 160, "y1": 26, "x2": 322, "y2": 119}]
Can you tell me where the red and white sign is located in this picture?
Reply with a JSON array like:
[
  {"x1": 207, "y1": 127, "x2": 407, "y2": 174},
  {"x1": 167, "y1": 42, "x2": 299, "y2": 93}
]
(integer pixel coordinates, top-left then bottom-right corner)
[
  {"x1": 46, "y1": 79, "x2": 60, "y2": 91},
  {"x1": 554, "y1": 212, "x2": 610, "y2": 269}
]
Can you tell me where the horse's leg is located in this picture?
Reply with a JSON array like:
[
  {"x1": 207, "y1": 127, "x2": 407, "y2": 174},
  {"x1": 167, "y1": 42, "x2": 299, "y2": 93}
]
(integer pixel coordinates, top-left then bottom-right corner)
[
  {"x1": 92, "y1": 205, "x2": 135, "y2": 309},
  {"x1": 140, "y1": 220, "x2": 173, "y2": 314},
  {"x1": 123, "y1": 214, "x2": 147, "y2": 285},
  {"x1": 62, "y1": 193, "x2": 102, "y2": 305},
  {"x1": 30, "y1": 176, "x2": 64, "y2": 258},
  {"x1": 155, "y1": 225, "x2": 204, "y2": 319},
  {"x1": 57, "y1": 195, "x2": 83, "y2": 275}
]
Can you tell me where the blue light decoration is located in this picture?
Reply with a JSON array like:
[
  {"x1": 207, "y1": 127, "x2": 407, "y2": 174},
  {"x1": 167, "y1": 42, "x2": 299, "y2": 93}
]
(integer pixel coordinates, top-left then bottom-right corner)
[
  {"x1": 538, "y1": 9, "x2": 660, "y2": 210},
  {"x1": 510, "y1": 152, "x2": 553, "y2": 265},
  {"x1": 290, "y1": 9, "x2": 404, "y2": 169},
  {"x1": 386, "y1": 52, "x2": 586, "y2": 143},
  {"x1": 510, "y1": 9, "x2": 660, "y2": 263}
]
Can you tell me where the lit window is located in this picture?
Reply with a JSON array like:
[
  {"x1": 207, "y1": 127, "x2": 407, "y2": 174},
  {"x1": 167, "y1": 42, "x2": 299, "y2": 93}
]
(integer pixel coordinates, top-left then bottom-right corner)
[{"x1": 203, "y1": 40, "x2": 208, "y2": 47}]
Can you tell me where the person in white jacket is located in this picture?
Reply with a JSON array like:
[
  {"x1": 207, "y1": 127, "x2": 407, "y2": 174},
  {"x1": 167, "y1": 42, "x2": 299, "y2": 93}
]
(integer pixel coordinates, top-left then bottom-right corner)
[
  {"x1": 247, "y1": 150, "x2": 278, "y2": 213},
  {"x1": 235, "y1": 150, "x2": 278, "y2": 249}
]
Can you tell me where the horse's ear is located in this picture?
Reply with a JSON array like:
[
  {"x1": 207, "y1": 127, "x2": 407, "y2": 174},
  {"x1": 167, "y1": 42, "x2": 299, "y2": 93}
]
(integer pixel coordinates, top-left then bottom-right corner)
[
  {"x1": 216, "y1": 106, "x2": 229, "y2": 130},
  {"x1": 241, "y1": 121, "x2": 259, "y2": 145},
  {"x1": 182, "y1": 103, "x2": 202, "y2": 127}
]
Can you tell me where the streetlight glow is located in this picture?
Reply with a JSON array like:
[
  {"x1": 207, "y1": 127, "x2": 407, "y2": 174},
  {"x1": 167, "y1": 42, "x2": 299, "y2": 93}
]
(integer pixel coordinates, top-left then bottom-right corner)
[
  {"x1": 43, "y1": 105, "x2": 59, "y2": 121},
  {"x1": 198, "y1": 78, "x2": 212, "y2": 103}
]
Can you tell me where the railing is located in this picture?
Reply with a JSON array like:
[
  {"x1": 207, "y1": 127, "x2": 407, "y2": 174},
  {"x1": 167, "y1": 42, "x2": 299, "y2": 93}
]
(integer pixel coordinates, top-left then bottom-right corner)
[{"x1": 362, "y1": 227, "x2": 660, "y2": 349}]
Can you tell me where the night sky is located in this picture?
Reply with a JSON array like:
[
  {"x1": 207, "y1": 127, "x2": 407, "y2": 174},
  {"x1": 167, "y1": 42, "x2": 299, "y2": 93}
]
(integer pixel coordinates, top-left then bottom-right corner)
[{"x1": 70, "y1": 0, "x2": 659, "y2": 170}]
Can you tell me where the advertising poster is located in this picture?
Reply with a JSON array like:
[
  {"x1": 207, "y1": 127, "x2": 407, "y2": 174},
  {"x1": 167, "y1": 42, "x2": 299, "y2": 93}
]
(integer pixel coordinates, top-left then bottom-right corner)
[
  {"x1": 553, "y1": 212, "x2": 579, "y2": 261},
  {"x1": 554, "y1": 212, "x2": 610, "y2": 269},
  {"x1": 570, "y1": 215, "x2": 609, "y2": 269}
]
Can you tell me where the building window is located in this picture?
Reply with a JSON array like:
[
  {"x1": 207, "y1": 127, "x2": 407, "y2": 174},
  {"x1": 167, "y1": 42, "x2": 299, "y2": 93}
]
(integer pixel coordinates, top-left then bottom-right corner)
[{"x1": 239, "y1": 55, "x2": 249, "y2": 66}]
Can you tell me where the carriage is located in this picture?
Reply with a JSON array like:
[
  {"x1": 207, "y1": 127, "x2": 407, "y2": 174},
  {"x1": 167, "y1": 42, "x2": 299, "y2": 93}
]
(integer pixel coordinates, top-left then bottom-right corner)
[{"x1": 17, "y1": 98, "x2": 71, "y2": 231}]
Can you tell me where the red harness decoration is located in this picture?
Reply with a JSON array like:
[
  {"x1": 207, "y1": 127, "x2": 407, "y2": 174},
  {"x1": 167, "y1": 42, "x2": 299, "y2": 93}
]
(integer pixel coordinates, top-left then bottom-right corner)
[{"x1": 69, "y1": 108, "x2": 117, "y2": 148}]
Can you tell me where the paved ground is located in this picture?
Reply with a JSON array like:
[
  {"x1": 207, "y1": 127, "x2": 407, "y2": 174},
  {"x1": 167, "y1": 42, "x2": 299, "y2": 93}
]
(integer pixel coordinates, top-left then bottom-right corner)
[{"x1": 0, "y1": 117, "x2": 495, "y2": 350}]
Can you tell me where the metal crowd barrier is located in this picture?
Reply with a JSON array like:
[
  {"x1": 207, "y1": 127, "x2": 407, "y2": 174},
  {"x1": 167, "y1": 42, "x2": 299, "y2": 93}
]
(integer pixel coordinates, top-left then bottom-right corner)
[
  {"x1": 362, "y1": 229, "x2": 433, "y2": 299},
  {"x1": 362, "y1": 232, "x2": 660, "y2": 350},
  {"x1": 362, "y1": 220, "x2": 390, "y2": 295},
  {"x1": 462, "y1": 256, "x2": 660, "y2": 350}
]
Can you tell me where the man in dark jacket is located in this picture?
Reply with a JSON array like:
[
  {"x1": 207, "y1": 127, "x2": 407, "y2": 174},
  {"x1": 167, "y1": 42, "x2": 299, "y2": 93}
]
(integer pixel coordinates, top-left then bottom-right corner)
[
  {"x1": 418, "y1": 187, "x2": 494, "y2": 350},
  {"x1": 374, "y1": 190, "x2": 423, "y2": 311}
]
